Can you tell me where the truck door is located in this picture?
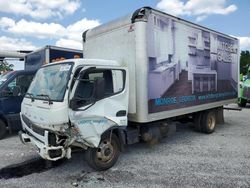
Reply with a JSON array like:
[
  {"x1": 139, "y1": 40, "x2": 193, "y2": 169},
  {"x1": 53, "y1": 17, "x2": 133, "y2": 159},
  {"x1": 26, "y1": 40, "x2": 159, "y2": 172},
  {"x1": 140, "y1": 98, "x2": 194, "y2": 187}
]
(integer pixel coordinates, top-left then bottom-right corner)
[
  {"x1": 0, "y1": 73, "x2": 34, "y2": 131},
  {"x1": 68, "y1": 66, "x2": 129, "y2": 147}
]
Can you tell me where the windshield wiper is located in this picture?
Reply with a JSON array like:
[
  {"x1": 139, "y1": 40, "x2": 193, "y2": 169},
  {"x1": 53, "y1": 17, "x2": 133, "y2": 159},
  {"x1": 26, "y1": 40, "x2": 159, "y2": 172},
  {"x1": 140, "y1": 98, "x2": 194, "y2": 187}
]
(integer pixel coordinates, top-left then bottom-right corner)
[
  {"x1": 25, "y1": 92, "x2": 35, "y2": 102},
  {"x1": 36, "y1": 94, "x2": 53, "y2": 105}
]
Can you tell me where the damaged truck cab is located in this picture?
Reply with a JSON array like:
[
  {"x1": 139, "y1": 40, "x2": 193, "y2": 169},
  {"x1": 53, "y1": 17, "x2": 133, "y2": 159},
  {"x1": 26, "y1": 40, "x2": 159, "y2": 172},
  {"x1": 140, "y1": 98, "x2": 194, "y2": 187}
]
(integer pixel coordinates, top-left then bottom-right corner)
[{"x1": 20, "y1": 59, "x2": 129, "y2": 170}]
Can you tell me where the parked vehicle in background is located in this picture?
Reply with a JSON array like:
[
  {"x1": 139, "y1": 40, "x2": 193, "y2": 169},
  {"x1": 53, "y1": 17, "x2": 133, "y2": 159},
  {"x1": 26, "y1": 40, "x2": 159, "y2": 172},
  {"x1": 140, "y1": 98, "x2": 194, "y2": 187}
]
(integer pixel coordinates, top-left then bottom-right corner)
[
  {"x1": 25, "y1": 45, "x2": 83, "y2": 71},
  {"x1": 19, "y1": 7, "x2": 239, "y2": 171},
  {"x1": 0, "y1": 70, "x2": 36, "y2": 139},
  {"x1": 238, "y1": 67, "x2": 250, "y2": 107},
  {"x1": 0, "y1": 46, "x2": 83, "y2": 139},
  {"x1": 0, "y1": 72, "x2": 8, "y2": 81}
]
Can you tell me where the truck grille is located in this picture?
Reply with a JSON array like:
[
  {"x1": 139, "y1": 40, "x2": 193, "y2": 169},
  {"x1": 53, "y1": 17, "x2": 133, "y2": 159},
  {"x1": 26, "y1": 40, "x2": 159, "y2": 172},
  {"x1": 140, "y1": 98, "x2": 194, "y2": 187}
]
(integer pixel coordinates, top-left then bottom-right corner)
[
  {"x1": 243, "y1": 86, "x2": 250, "y2": 99},
  {"x1": 22, "y1": 115, "x2": 45, "y2": 136}
]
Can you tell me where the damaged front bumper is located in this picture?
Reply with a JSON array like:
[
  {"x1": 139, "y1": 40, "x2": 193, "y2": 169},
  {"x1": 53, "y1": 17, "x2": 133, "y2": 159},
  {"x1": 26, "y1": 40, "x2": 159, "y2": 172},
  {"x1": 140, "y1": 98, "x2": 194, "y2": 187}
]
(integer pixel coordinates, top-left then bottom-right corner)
[
  {"x1": 19, "y1": 130, "x2": 72, "y2": 161},
  {"x1": 19, "y1": 115, "x2": 73, "y2": 161}
]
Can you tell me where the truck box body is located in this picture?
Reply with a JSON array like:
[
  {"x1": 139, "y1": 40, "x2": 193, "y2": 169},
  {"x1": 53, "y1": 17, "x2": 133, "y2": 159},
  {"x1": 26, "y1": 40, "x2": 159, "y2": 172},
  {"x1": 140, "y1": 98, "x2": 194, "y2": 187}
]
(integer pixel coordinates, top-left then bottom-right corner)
[
  {"x1": 25, "y1": 45, "x2": 83, "y2": 71},
  {"x1": 83, "y1": 7, "x2": 239, "y2": 123}
]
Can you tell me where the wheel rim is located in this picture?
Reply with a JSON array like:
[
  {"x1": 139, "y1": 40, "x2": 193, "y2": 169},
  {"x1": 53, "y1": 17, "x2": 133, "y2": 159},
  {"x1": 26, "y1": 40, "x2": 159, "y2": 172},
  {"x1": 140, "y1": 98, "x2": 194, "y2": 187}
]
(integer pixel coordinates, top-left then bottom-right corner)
[
  {"x1": 208, "y1": 115, "x2": 215, "y2": 130},
  {"x1": 96, "y1": 139, "x2": 115, "y2": 163}
]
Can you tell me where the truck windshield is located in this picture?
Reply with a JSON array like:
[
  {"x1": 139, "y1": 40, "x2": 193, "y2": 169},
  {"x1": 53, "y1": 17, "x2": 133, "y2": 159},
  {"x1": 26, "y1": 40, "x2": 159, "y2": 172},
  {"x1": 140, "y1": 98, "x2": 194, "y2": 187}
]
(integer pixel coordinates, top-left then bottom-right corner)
[{"x1": 26, "y1": 62, "x2": 73, "y2": 102}]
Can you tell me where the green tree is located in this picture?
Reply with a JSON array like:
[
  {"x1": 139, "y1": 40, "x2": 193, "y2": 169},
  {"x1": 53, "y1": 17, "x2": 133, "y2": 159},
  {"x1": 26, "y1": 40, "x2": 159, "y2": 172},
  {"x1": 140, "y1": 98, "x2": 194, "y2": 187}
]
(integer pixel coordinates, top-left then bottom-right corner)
[
  {"x1": 240, "y1": 50, "x2": 250, "y2": 75},
  {"x1": 0, "y1": 60, "x2": 14, "y2": 73}
]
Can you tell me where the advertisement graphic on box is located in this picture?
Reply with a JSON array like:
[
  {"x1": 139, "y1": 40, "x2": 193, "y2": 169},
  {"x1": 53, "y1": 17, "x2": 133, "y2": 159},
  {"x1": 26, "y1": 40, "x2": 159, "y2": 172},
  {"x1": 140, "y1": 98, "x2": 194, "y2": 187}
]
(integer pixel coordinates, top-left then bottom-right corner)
[{"x1": 147, "y1": 13, "x2": 238, "y2": 113}]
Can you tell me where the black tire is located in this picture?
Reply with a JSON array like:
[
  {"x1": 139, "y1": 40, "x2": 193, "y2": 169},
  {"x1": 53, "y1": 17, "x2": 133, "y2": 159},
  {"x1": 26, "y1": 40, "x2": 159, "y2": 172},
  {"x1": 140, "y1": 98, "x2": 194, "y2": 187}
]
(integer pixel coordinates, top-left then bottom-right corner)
[
  {"x1": 85, "y1": 134, "x2": 120, "y2": 171},
  {"x1": 238, "y1": 98, "x2": 247, "y2": 107},
  {"x1": 0, "y1": 119, "x2": 7, "y2": 140},
  {"x1": 194, "y1": 113, "x2": 202, "y2": 132},
  {"x1": 201, "y1": 111, "x2": 216, "y2": 134}
]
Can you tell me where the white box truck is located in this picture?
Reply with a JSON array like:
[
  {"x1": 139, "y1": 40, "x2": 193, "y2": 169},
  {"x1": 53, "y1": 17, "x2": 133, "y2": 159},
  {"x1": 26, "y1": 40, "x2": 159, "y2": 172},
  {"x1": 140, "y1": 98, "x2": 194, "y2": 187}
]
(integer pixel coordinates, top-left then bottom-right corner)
[{"x1": 19, "y1": 7, "x2": 239, "y2": 171}]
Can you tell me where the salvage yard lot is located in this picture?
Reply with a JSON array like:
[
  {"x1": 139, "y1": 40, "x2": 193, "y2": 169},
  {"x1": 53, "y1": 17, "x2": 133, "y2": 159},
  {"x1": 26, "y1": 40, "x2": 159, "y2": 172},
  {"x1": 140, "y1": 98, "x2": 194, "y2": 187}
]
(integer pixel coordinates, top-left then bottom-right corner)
[{"x1": 0, "y1": 104, "x2": 250, "y2": 188}]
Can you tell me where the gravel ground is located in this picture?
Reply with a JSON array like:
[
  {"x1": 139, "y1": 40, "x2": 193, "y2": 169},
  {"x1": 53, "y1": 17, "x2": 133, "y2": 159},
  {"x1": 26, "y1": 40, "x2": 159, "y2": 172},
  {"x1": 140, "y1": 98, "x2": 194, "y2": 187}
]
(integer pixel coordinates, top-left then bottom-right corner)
[{"x1": 0, "y1": 103, "x2": 250, "y2": 188}]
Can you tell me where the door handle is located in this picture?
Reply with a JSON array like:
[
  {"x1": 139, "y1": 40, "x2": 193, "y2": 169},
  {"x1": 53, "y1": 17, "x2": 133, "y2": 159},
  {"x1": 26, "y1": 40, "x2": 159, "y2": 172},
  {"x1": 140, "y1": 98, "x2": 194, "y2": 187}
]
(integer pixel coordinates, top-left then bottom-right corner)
[{"x1": 116, "y1": 110, "x2": 126, "y2": 117}]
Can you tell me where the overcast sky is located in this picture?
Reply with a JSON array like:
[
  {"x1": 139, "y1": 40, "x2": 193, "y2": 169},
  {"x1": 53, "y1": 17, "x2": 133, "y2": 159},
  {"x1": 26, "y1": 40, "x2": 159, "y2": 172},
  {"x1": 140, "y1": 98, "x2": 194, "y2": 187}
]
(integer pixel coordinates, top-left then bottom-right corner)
[{"x1": 0, "y1": 0, "x2": 249, "y2": 69}]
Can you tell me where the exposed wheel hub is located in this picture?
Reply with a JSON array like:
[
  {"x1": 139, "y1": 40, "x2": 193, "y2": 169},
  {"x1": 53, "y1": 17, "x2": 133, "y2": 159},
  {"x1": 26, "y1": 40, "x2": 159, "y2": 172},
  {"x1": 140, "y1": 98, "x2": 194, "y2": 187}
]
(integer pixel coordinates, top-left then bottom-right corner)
[
  {"x1": 104, "y1": 148, "x2": 111, "y2": 156},
  {"x1": 96, "y1": 140, "x2": 114, "y2": 162}
]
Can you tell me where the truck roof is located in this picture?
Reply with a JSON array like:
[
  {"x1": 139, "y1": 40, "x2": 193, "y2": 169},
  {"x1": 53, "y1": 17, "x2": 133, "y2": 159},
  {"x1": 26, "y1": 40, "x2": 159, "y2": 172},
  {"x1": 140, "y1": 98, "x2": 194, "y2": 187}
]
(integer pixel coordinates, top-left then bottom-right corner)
[
  {"x1": 13, "y1": 70, "x2": 37, "y2": 74},
  {"x1": 83, "y1": 7, "x2": 238, "y2": 42},
  {"x1": 143, "y1": 7, "x2": 238, "y2": 40}
]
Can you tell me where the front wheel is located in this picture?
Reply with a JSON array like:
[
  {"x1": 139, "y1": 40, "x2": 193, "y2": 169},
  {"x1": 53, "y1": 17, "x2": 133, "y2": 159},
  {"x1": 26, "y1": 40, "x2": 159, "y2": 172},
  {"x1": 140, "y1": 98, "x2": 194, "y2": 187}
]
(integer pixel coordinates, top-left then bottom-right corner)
[{"x1": 85, "y1": 134, "x2": 120, "y2": 171}]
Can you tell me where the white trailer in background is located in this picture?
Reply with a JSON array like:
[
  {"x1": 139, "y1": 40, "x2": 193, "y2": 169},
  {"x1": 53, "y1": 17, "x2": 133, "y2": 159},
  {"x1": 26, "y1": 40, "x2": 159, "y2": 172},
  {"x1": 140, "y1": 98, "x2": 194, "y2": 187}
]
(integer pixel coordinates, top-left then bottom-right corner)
[
  {"x1": 19, "y1": 7, "x2": 239, "y2": 171},
  {"x1": 0, "y1": 51, "x2": 28, "y2": 59},
  {"x1": 0, "y1": 50, "x2": 30, "y2": 73}
]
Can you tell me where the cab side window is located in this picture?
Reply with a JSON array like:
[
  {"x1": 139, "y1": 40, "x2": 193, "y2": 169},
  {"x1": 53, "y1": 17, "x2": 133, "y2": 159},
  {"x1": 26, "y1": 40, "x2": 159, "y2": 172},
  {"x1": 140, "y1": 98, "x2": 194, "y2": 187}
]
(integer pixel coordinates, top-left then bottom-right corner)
[
  {"x1": 88, "y1": 70, "x2": 114, "y2": 96},
  {"x1": 74, "y1": 69, "x2": 125, "y2": 104}
]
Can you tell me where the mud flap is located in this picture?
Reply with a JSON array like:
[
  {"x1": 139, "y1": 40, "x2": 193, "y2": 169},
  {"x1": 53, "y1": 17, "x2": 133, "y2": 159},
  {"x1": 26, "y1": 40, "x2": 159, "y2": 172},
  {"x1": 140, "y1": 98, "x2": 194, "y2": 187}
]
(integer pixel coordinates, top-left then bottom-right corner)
[{"x1": 216, "y1": 107, "x2": 224, "y2": 124}]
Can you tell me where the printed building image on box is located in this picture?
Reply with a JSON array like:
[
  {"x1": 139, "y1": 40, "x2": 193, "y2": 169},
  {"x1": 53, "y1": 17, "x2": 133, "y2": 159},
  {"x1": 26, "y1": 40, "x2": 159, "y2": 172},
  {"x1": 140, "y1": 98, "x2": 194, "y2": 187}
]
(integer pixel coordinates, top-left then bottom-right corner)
[{"x1": 147, "y1": 13, "x2": 238, "y2": 113}]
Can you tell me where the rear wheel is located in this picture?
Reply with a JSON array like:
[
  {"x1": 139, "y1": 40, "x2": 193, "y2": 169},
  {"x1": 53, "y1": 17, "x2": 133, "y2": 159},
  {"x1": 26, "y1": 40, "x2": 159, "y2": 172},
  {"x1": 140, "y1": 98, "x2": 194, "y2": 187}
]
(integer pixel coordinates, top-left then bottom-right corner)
[
  {"x1": 238, "y1": 98, "x2": 247, "y2": 107},
  {"x1": 201, "y1": 111, "x2": 216, "y2": 134},
  {"x1": 85, "y1": 134, "x2": 120, "y2": 171},
  {"x1": 0, "y1": 119, "x2": 7, "y2": 140}
]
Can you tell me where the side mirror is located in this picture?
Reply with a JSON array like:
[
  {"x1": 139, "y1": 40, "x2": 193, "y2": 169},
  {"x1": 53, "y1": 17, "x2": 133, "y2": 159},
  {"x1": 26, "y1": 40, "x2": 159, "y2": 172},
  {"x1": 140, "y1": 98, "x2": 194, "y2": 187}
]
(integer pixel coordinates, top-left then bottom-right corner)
[
  {"x1": 93, "y1": 78, "x2": 105, "y2": 100},
  {"x1": 69, "y1": 77, "x2": 105, "y2": 110},
  {"x1": 70, "y1": 97, "x2": 93, "y2": 110},
  {"x1": 69, "y1": 98, "x2": 79, "y2": 110}
]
